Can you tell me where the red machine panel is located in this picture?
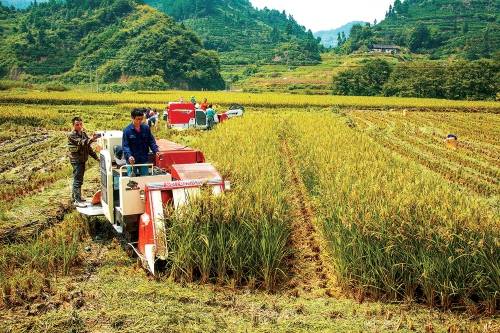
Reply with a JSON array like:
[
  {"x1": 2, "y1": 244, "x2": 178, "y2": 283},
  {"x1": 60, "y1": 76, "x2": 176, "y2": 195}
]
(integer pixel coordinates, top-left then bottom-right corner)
[
  {"x1": 217, "y1": 113, "x2": 228, "y2": 123},
  {"x1": 138, "y1": 213, "x2": 154, "y2": 255},
  {"x1": 168, "y1": 103, "x2": 195, "y2": 125},
  {"x1": 155, "y1": 139, "x2": 205, "y2": 172}
]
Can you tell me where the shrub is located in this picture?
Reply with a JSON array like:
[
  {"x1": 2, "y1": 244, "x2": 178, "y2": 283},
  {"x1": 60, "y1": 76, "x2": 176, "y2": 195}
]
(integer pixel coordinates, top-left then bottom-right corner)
[
  {"x1": 0, "y1": 80, "x2": 33, "y2": 91},
  {"x1": 44, "y1": 83, "x2": 69, "y2": 92},
  {"x1": 383, "y1": 60, "x2": 499, "y2": 100},
  {"x1": 101, "y1": 83, "x2": 127, "y2": 93},
  {"x1": 382, "y1": 61, "x2": 446, "y2": 98},
  {"x1": 127, "y1": 75, "x2": 169, "y2": 91},
  {"x1": 333, "y1": 59, "x2": 392, "y2": 96}
]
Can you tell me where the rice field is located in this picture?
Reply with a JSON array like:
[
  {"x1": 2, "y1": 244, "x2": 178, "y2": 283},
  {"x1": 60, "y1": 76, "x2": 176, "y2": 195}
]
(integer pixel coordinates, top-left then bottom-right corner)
[
  {"x1": 349, "y1": 111, "x2": 500, "y2": 197},
  {"x1": 283, "y1": 111, "x2": 499, "y2": 312},
  {"x1": 0, "y1": 91, "x2": 499, "y2": 331},
  {"x1": 0, "y1": 90, "x2": 499, "y2": 111}
]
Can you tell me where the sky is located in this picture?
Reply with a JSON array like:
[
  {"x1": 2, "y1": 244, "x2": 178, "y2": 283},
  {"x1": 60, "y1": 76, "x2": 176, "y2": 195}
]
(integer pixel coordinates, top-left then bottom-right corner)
[{"x1": 250, "y1": 0, "x2": 395, "y2": 32}]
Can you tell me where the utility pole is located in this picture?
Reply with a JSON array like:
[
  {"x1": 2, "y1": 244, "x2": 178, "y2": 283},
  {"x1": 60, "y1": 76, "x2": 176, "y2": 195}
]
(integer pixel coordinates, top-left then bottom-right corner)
[
  {"x1": 88, "y1": 67, "x2": 93, "y2": 91},
  {"x1": 95, "y1": 68, "x2": 99, "y2": 93}
]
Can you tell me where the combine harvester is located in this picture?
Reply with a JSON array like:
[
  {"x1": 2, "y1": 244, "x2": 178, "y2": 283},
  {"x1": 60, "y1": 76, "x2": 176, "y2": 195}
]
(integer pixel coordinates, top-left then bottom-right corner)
[
  {"x1": 77, "y1": 132, "x2": 230, "y2": 274},
  {"x1": 167, "y1": 103, "x2": 244, "y2": 130}
]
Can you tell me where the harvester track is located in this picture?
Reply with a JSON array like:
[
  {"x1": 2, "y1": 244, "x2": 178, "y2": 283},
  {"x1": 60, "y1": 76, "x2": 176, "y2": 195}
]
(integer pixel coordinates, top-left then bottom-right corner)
[{"x1": 281, "y1": 140, "x2": 335, "y2": 297}]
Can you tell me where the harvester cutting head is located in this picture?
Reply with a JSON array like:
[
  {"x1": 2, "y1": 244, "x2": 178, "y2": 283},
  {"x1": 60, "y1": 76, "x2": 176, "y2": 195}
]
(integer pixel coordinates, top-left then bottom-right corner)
[{"x1": 77, "y1": 133, "x2": 230, "y2": 275}]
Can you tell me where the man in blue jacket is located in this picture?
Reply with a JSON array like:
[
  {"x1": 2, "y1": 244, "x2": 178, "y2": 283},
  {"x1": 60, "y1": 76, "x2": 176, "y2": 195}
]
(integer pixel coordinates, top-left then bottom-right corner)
[{"x1": 122, "y1": 109, "x2": 159, "y2": 176}]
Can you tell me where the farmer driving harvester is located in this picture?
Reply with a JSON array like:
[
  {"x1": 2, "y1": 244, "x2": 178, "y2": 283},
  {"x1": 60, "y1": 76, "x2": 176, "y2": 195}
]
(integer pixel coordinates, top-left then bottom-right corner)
[{"x1": 122, "y1": 109, "x2": 159, "y2": 176}]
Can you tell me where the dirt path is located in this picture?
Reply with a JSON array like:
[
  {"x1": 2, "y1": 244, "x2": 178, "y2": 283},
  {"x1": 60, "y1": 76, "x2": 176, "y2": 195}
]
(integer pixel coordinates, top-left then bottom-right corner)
[{"x1": 280, "y1": 140, "x2": 336, "y2": 298}]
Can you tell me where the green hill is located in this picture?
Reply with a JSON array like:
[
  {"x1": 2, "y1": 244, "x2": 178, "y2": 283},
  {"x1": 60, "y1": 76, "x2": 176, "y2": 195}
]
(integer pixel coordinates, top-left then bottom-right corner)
[
  {"x1": 0, "y1": 0, "x2": 225, "y2": 90},
  {"x1": 314, "y1": 21, "x2": 367, "y2": 48},
  {"x1": 342, "y1": 0, "x2": 499, "y2": 59},
  {"x1": 144, "y1": 0, "x2": 322, "y2": 66}
]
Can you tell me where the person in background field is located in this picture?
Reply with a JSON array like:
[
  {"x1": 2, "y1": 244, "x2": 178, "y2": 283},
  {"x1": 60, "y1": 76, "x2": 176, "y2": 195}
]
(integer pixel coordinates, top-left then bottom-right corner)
[
  {"x1": 179, "y1": 97, "x2": 185, "y2": 103},
  {"x1": 152, "y1": 110, "x2": 159, "y2": 131},
  {"x1": 67, "y1": 116, "x2": 99, "y2": 208},
  {"x1": 122, "y1": 109, "x2": 159, "y2": 176},
  {"x1": 206, "y1": 104, "x2": 216, "y2": 130},
  {"x1": 145, "y1": 108, "x2": 152, "y2": 125},
  {"x1": 163, "y1": 107, "x2": 168, "y2": 128},
  {"x1": 212, "y1": 104, "x2": 220, "y2": 123},
  {"x1": 200, "y1": 98, "x2": 208, "y2": 111},
  {"x1": 191, "y1": 96, "x2": 196, "y2": 105},
  {"x1": 147, "y1": 109, "x2": 158, "y2": 130}
]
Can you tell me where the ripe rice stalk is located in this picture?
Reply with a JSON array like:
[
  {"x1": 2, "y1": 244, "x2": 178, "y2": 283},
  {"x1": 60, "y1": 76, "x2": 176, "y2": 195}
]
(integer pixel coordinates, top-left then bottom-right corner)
[
  {"x1": 286, "y1": 111, "x2": 499, "y2": 310},
  {"x1": 0, "y1": 213, "x2": 85, "y2": 308}
]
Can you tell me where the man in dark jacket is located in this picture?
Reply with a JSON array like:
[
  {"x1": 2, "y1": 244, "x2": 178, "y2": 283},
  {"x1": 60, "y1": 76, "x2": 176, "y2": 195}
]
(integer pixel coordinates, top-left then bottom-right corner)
[
  {"x1": 68, "y1": 116, "x2": 99, "y2": 207},
  {"x1": 122, "y1": 109, "x2": 159, "y2": 176}
]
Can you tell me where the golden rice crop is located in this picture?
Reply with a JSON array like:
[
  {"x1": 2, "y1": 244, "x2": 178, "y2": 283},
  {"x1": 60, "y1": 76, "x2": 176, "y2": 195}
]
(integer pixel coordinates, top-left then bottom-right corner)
[
  {"x1": 156, "y1": 114, "x2": 292, "y2": 290},
  {"x1": 1, "y1": 90, "x2": 499, "y2": 111},
  {"x1": 349, "y1": 111, "x2": 500, "y2": 197},
  {"x1": 285, "y1": 110, "x2": 499, "y2": 312}
]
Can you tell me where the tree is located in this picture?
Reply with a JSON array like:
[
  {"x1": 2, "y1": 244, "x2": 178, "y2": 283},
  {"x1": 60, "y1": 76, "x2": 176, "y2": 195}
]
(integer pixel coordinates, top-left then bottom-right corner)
[
  {"x1": 386, "y1": 4, "x2": 393, "y2": 18},
  {"x1": 336, "y1": 31, "x2": 347, "y2": 47},
  {"x1": 36, "y1": 28, "x2": 45, "y2": 45},
  {"x1": 462, "y1": 21, "x2": 469, "y2": 34},
  {"x1": 408, "y1": 23, "x2": 430, "y2": 52},
  {"x1": 333, "y1": 59, "x2": 392, "y2": 96},
  {"x1": 444, "y1": 60, "x2": 499, "y2": 100},
  {"x1": 26, "y1": 30, "x2": 35, "y2": 44},
  {"x1": 270, "y1": 26, "x2": 280, "y2": 43},
  {"x1": 393, "y1": 0, "x2": 402, "y2": 14}
]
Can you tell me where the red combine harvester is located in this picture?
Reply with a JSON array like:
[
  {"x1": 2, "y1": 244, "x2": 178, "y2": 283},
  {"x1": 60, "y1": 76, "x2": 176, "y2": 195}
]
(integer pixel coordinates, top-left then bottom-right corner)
[
  {"x1": 167, "y1": 103, "x2": 196, "y2": 130},
  {"x1": 77, "y1": 132, "x2": 230, "y2": 274},
  {"x1": 167, "y1": 102, "x2": 242, "y2": 130}
]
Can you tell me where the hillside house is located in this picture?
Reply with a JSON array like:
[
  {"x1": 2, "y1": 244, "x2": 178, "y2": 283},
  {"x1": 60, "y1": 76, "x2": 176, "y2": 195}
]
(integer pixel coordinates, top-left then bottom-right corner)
[{"x1": 370, "y1": 44, "x2": 401, "y2": 54}]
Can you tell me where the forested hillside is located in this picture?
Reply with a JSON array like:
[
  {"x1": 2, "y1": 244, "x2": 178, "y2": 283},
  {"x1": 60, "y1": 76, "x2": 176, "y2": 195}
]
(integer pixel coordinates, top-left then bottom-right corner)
[
  {"x1": 144, "y1": 0, "x2": 322, "y2": 65},
  {"x1": 341, "y1": 0, "x2": 499, "y2": 59},
  {"x1": 0, "y1": 0, "x2": 225, "y2": 89}
]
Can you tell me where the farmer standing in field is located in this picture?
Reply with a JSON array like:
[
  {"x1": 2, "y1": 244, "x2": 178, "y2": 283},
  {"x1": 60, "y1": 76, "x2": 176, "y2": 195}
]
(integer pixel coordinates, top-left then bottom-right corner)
[
  {"x1": 67, "y1": 116, "x2": 99, "y2": 208},
  {"x1": 200, "y1": 98, "x2": 209, "y2": 111},
  {"x1": 206, "y1": 104, "x2": 216, "y2": 130},
  {"x1": 122, "y1": 108, "x2": 159, "y2": 176}
]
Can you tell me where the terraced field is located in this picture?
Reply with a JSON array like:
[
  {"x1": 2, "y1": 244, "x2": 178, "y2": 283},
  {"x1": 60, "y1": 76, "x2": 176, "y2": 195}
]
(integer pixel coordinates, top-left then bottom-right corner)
[{"x1": 0, "y1": 91, "x2": 498, "y2": 332}]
